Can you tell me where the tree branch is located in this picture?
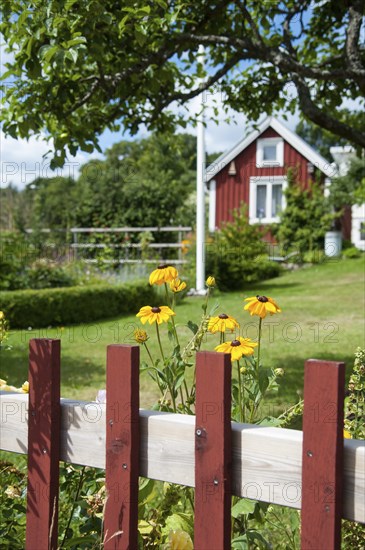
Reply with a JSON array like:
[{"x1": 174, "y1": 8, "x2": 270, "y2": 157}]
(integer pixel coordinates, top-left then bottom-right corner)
[
  {"x1": 346, "y1": 1, "x2": 365, "y2": 77},
  {"x1": 293, "y1": 75, "x2": 365, "y2": 148}
]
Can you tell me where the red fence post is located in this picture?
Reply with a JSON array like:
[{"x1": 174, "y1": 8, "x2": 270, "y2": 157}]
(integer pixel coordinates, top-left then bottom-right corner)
[
  {"x1": 301, "y1": 359, "x2": 345, "y2": 550},
  {"x1": 194, "y1": 351, "x2": 232, "y2": 550},
  {"x1": 26, "y1": 338, "x2": 61, "y2": 550},
  {"x1": 104, "y1": 345, "x2": 140, "y2": 550}
]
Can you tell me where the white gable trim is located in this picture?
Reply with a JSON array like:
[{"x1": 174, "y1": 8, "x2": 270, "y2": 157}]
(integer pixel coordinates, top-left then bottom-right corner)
[{"x1": 205, "y1": 116, "x2": 336, "y2": 181}]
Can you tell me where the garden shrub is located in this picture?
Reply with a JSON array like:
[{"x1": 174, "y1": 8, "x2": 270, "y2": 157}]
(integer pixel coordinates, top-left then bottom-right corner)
[
  {"x1": 23, "y1": 260, "x2": 78, "y2": 289},
  {"x1": 277, "y1": 168, "x2": 335, "y2": 259},
  {"x1": 0, "y1": 232, "x2": 81, "y2": 290},
  {"x1": 342, "y1": 246, "x2": 362, "y2": 259},
  {"x1": 0, "y1": 281, "x2": 156, "y2": 328},
  {"x1": 205, "y1": 204, "x2": 282, "y2": 291},
  {"x1": 0, "y1": 231, "x2": 33, "y2": 290}
]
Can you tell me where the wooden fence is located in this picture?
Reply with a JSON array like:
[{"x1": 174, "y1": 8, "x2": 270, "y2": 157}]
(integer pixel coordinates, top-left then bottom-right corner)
[{"x1": 0, "y1": 339, "x2": 364, "y2": 549}]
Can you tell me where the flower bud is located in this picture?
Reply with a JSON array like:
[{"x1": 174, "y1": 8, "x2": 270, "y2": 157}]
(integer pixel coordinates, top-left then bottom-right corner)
[
  {"x1": 274, "y1": 368, "x2": 284, "y2": 377},
  {"x1": 133, "y1": 328, "x2": 149, "y2": 343},
  {"x1": 206, "y1": 276, "x2": 216, "y2": 288}
]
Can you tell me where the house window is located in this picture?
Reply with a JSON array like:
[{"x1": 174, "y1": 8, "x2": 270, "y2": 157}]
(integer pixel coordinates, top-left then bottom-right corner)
[
  {"x1": 360, "y1": 222, "x2": 365, "y2": 241},
  {"x1": 256, "y1": 138, "x2": 284, "y2": 167},
  {"x1": 249, "y1": 177, "x2": 287, "y2": 223}
]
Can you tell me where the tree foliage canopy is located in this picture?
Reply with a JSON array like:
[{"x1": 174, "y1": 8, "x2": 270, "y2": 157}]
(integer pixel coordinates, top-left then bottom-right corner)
[{"x1": 1, "y1": 0, "x2": 364, "y2": 167}]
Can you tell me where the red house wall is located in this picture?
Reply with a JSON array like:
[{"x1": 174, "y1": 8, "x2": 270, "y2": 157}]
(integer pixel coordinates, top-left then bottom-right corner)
[{"x1": 214, "y1": 128, "x2": 314, "y2": 227}]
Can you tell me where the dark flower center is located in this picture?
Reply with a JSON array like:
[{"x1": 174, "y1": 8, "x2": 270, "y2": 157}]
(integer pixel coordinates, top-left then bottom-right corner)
[
  {"x1": 231, "y1": 340, "x2": 241, "y2": 347},
  {"x1": 257, "y1": 295, "x2": 268, "y2": 303},
  {"x1": 158, "y1": 264, "x2": 170, "y2": 269},
  {"x1": 151, "y1": 307, "x2": 161, "y2": 313},
  {"x1": 219, "y1": 313, "x2": 229, "y2": 319}
]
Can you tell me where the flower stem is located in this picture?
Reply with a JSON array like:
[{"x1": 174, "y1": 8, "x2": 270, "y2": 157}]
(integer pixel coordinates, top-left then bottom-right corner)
[
  {"x1": 202, "y1": 287, "x2": 210, "y2": 315},
  {"x1": 237, "y1": 361, "x2": 244, "y2": 423},
  {"x1": 165, "y1": 282, "x2": 180, "y2": 346},
  {"x1": 156, "y1": 323, "x2": 165, "y2": 361},
  {"x1": 59, "y1": 466, "x2": 86, "y2": 549},
  {"x1": 143, "y1": 342, "x2": 155, "y2": 367},
  {"x1": 164, "y1": 282, "x2": 171, "y2": 308},
  {"x1": 257, "y1": 317, "x2": 263, "y2": 370}
]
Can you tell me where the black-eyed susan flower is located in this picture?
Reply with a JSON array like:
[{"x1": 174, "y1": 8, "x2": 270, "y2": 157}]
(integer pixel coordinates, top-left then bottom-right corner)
[
  {"x1": 136, "y1": 305, "x2": 175, "y2": 325},
  {"x1": 149, "y1": 264, "x2": 178, "y2": 286},
  {"x1": 169, "y1": 278, "x2": 187, "y2": 293},
  {"x1": 215, "y1": 337, "x2": 258, "y2": 361},
  {"x1": 133, "y1": 328, "x2": 149, "y2": 343},
  {"x1": 244, "y1": 295, "x2": 281, "y2": 319},
  {"x1": 206, "y1": 276, "x2": 216, "y2": 288},
  {"x1": 208, "y1": 313, "x2": 239, "y2": 333}
]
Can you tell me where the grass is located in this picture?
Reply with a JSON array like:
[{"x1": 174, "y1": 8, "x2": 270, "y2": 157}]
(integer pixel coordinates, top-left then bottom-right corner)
[{"x1": 1, "y1": 257, "x2": 364, "y2": 410}]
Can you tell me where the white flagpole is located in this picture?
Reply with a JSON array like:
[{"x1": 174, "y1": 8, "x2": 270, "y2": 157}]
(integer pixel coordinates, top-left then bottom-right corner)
[{"x1": 196, "y1": 45, "x2": 206, "y2": 294}]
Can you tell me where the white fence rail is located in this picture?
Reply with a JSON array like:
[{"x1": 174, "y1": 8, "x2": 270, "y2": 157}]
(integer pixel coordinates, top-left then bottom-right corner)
[{"x1": 1, "y1": 392, "x2": 364, "y2": 524}]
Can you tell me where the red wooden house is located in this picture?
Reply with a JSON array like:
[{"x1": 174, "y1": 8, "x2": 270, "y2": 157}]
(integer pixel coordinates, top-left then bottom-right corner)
[{"x1": 205, "y1": 116, "x2": 351, "y2": 239}]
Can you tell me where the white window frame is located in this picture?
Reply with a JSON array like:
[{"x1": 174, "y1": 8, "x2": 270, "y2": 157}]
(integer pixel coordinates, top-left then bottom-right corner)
[
  {"x1": 249, "y1": 176, "x2": 287, "y2": 224},
  {"x1": 256, "y1": 137, "x2": 284, "y2": 167}
]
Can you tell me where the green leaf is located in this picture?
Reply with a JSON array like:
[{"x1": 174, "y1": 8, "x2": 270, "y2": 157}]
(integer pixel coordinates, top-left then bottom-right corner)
[
  {"x1": 64, "y1": 37, "x2": 87, "y2": 48},
  {"x1": 187, "y1": 320, "x2": 198, "y2": 334},
  {"x1": 65, "y1": 49, "x2": 78, "y2": 63},
  {"x1": 61, "y1": 535, "x2": 98, "y2": 548},
  {"x1": 231, "y1": 498, "x2": 257, "y2": 518},
  {"x1": 161, "y1": 512, "x2": 194, "y2": 538},
  {"x1": 138, "y1": 478, "x2": 157, "y2": 504},
  {"x1": 258, "y1": 368, "x2": 270, "y2": 394}
]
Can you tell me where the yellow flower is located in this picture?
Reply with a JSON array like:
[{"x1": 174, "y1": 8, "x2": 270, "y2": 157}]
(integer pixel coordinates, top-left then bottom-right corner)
[
  {"x1": 21, "y1": 381, "x2": 29, "y2": 393},
  {"x1": 170, "y1": 278, "x2": 187, "y2": 293},
  {"x1": 149, "y1": 264, "x2": 178, "y2": 286},
  {"x1": 215, "y1": 337, "x2": 258, "y2": 362},
  {"x1": 0, "y1": 378, "x2": 7, "y2": 386},
  {"x1": 133, "y1": 328, "x2": 149, "y2": 343},
  {"x1": 343, "y1": 429, "x2": 352, "y2": 439},
  {"x1": 244, "y1": 295, "x2": 281, "y2": 319},
  {"x1": 168, "y1": 530, "x2": 193, "y2": 550},
  {"x1": 208, "y1": 313, "x2": 239, "y2": 333},
  {"x1": 136, "y1": 305, "x2": 175, "y2": 325},
  {"x1": 0, "y1": 311, "x2": 4, "y2": 320},
  {"x1": 206, "y1": 276, "x2": 216, "y2": 288}
]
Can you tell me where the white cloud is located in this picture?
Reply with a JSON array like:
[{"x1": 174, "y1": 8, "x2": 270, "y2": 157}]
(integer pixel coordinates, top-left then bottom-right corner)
[{"x1": 0, "y1": 131, "x2": 104, "y2": 189}]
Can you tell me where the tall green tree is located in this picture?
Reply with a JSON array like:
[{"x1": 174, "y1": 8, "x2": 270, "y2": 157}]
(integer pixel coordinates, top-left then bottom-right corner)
[
  {"x1": 26, "y1": 176, "x2": 78, "y2": 231},
  {"x1": 1, "y1": 1, "x2": 364, "y2": 167},
  {"x1": 329, "y1": 157, "x2": 365, "y2": 209},
  {"x1": 74, "y1": 132, "x2": 197, "y2": 227}
]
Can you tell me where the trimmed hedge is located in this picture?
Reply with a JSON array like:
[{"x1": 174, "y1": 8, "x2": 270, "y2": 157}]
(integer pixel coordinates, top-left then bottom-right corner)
[{"x1": 0, "y1": 281, "x2": 156, "y2": 328}]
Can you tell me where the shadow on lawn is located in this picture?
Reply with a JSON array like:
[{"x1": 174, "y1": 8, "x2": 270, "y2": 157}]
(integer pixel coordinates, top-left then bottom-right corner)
[{"x1": 1, "y1": 345, "x2": 104, "y2": 391}]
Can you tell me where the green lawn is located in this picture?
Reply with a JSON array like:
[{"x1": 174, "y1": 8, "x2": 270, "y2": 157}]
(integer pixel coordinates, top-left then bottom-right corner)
[{"x1": 1, "y1": 257, "x2": 364, "y2": 410}]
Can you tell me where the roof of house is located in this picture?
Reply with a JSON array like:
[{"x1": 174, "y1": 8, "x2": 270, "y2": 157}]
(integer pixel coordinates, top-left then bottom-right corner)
[{"x1": 205, "y1": 116, "x2": 336, "y2": 181}]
